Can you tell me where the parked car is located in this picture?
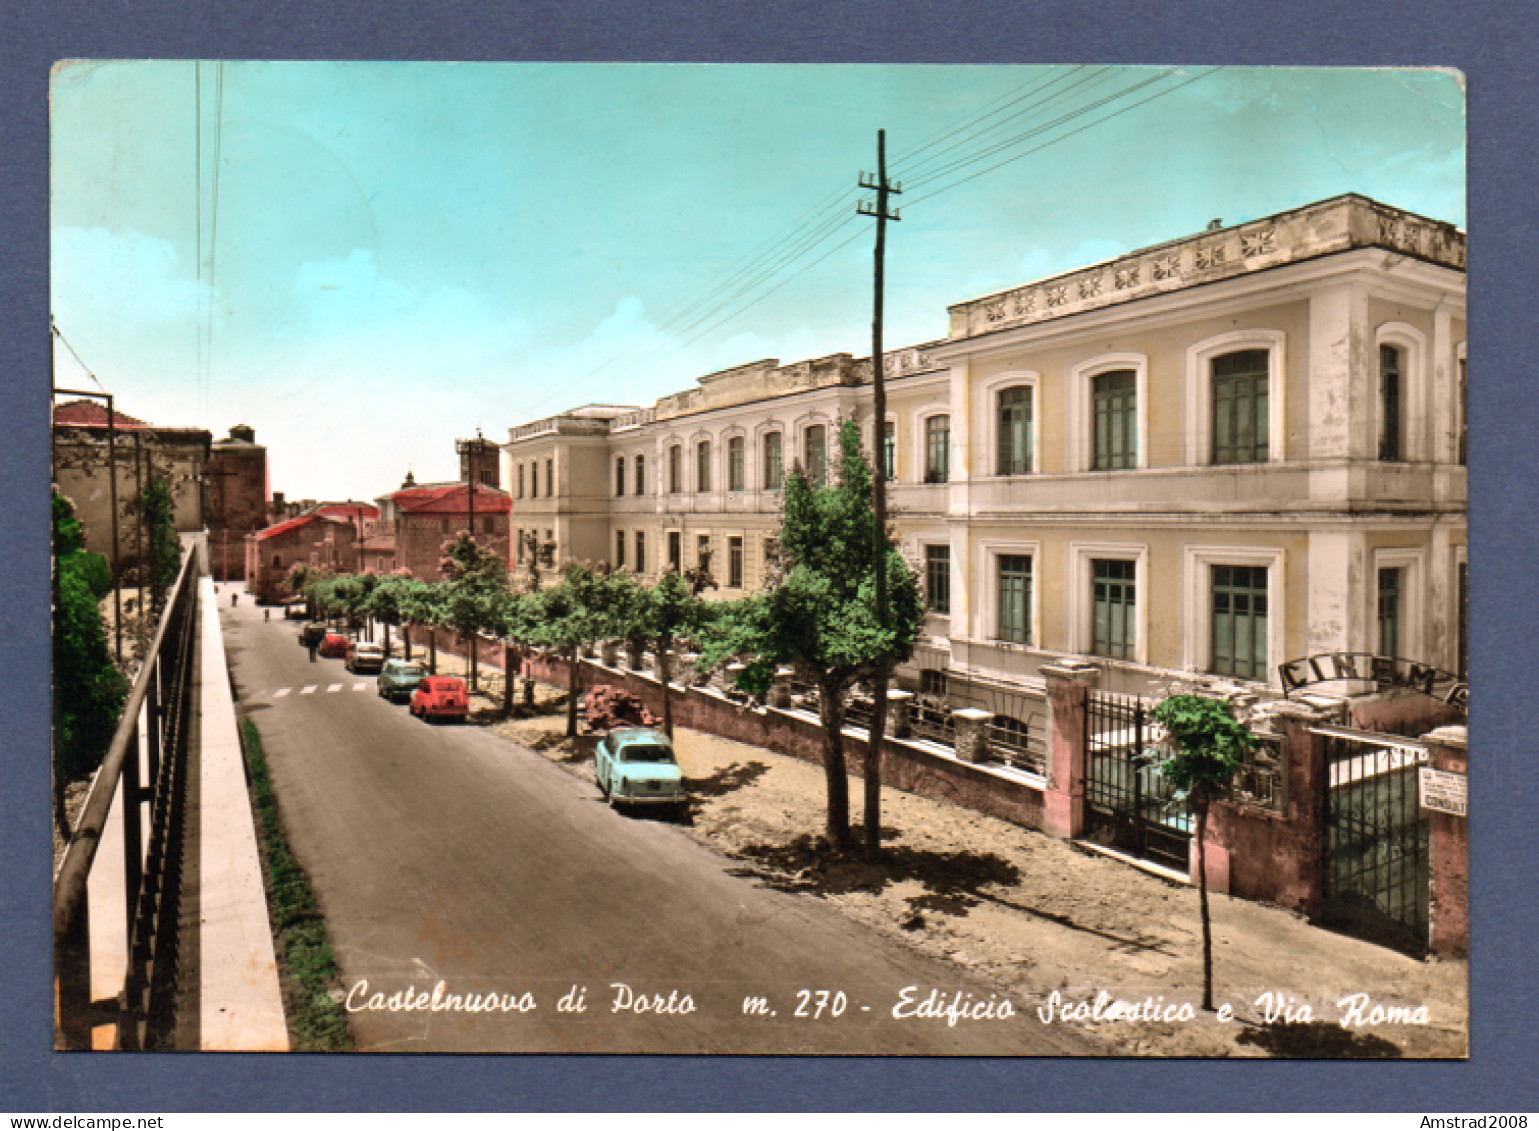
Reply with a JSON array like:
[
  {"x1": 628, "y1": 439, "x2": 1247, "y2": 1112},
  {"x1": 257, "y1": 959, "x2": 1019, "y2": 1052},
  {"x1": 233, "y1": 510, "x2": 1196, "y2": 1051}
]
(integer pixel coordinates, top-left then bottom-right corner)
[
  {"x1": 299, "y1": 622, "x2": 327, "y2": 648},
  {"x1": 410, "y1": 675, "x2": 469, "y2": 723},
  {"x1": 595, "y1": 727, "x2": 687, "y2": 815},
  {"x1": 345, "y1": 640, "x2": 387, "y2": 674},
  {"x1": 378, "y1": 659, "x2": 428, "y2": 703},
  {"x1": 318, "y1": 632, "x2": 350, "y2": 659}
]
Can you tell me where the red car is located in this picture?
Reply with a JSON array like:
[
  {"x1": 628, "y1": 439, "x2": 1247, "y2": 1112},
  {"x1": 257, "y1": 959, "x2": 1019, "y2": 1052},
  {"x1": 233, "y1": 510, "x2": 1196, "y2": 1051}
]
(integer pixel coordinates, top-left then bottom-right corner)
[
  {"x1": 410, "y1": 676, "x2": 469, "y2": 723},
  {"x1": 318, "y1": 632, "x2": 350, "y2": 659}
]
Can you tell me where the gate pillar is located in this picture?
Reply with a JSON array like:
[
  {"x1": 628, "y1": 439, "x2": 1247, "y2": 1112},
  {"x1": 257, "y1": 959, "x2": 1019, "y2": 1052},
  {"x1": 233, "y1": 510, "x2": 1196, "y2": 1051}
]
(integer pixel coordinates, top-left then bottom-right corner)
[
  {"x1": 1042, "y1": 662, "x2": 1098, "y2": 839},
  {"x1": 1423, "y1": 725, "x2": 1469, "y2": 957},
  {"x1": 1262, "y1": 702, "x2": 1331, "y2": 915}
]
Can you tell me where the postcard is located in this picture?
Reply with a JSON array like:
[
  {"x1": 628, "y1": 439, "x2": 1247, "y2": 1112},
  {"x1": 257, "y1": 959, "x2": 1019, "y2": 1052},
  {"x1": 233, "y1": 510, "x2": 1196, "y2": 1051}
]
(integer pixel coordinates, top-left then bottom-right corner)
[{"x1": 47, "y1": 62, "x2": 1468, "y2": 1059}]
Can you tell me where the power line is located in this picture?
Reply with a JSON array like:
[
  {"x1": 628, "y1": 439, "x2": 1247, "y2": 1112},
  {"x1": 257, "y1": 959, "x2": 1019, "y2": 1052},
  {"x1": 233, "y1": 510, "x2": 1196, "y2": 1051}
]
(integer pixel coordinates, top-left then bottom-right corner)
[
  {"x1": 575, "y1": 71, "x2": 1204, "y2": 393},
  {"x1": 203, "y1": 61, "x2": 225, "y2": 428},
  {"x1": 906, "y1": 68, "x2": 1180, "y2": 190},
  {"x1": 51, "y1": 320, "x2": 109, "y2": 395},
  {"x1": 904, "y1": 67, "x2": 1222, "y2": 208}
]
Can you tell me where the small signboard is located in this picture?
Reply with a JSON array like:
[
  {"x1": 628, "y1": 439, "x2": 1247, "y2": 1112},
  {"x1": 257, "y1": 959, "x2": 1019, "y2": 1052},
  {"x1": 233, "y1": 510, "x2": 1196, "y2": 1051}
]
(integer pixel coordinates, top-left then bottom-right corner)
[{"x1": 1419, "y1": 766, "x2": 1468, "y2": 817}]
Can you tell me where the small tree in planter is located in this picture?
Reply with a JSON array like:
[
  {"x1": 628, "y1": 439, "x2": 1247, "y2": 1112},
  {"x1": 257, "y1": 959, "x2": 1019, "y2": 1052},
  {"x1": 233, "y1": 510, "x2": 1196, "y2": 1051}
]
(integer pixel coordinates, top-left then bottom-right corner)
[{"x1": 1152, "y1": 692, "x2": 1257, "y2": 1012}]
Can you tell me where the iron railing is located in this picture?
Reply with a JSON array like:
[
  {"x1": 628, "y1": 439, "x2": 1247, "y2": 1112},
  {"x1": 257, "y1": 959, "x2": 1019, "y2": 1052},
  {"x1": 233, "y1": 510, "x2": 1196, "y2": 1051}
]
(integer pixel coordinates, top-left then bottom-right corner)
[
  {"x1": 53, "y1": 549, "x2": 199, "y2": 1049},
  {"x1": 1319, "y1": 728, "x2": 1431, "y2": 954},
  {"x1": 1084, "y1": 690, "x2": 1190, "y2": 873},
  {"x1": 910, "y1": 697, "x2": 956, "y2": 748},
  {"x1": 985, "y1": 713, "x2": 1047, "y2": 776}
]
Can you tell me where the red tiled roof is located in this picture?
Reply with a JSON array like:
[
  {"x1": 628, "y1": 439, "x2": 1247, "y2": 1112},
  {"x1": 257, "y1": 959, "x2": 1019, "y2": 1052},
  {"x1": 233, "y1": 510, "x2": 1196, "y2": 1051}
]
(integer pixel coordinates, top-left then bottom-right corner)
[
  {"x1": 389, "y1": 483, "x2": 511, "y2": 515},
  {"x1": 53, "y1": 399, "x2": 150, "y2": 430},
  {"x1": 313, "y1": 502, "x2": 380, "y2": 520},
  {"x1": 253, "y1": 513, "x2": 354, "y2": 542}
]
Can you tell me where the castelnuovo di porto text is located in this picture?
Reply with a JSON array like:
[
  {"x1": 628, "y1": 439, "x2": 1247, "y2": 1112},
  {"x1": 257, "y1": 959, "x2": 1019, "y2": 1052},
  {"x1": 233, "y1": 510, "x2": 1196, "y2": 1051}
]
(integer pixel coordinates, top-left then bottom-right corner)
[{"x1": 343, "y1": 980, "x2": 1431, "y2": 1029}]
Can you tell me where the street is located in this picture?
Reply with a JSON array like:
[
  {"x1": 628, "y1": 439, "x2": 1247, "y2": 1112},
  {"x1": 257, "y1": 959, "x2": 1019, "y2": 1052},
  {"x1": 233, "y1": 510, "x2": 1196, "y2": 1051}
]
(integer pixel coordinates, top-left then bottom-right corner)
[{"x1": 218, "y1": 597, "x2": 1102, "y2": 1054}]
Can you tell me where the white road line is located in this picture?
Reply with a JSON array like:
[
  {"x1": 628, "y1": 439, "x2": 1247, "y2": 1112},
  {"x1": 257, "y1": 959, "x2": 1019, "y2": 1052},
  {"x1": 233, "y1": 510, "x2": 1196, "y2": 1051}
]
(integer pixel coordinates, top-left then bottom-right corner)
[
  {"x1": 273, "y1": 688, "x2": 291, "y2": 698},
  {"x1": 353, "y1": 682, "x2": 367, "y2": 691},
  {"x1": 327, "y1": 683, "x2": 343, "y2": 693},
  {"x1": 300, "y1": 686, "x2": 317, "y2": 696}
]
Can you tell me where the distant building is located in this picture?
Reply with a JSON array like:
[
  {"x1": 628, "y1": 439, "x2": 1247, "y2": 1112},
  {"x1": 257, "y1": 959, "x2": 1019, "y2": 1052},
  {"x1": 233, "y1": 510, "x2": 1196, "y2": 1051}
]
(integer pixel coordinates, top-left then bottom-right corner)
[
  {"x1": 244, "y1": 512, "x2": 361, "y2": 604},
  {"x1": 457, "y1": 432, "x2": 501, "y2": 489},
  {"x1": 52, "y1": 399, "x2": 211, "y2": 571},
  {"x1": 207, "y1": 424, "x2": 269, "y2": 581},
  {"x1": 372, "y1": 473, "x2": 512, "y2": 580}
]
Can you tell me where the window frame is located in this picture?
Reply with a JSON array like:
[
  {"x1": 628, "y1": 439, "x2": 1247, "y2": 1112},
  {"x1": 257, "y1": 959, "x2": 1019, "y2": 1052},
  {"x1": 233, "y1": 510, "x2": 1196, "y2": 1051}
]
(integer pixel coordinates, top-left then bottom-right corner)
[
  {"x1": 669, "y1": 443, "x2": 682, "y2": 494},
  {"x1": 615, "y1": 456, "x2": 626, "y2": 497},
  {"x1": 762, "y1": 430, "x2": 784, "y2": 492},
  {"x1": 803, "y1": 423, "x2": 828, "y2": 485},
  {"x1": 1372, "y1": 546, "x2": 1424, "y2": 662},
  {"x1": 634, "y1": 453, "x2": 646, "y2": 496},
  {"x1": 727, "y1": 435, "x2": 746, "y2": 493},
  {"x1": 615, "y1": 530, "x2": 626, "y2": 570},
  {"x1": 919, "y1": 412, "x2": 951, "y2": 484},
  {"x1": 978, "y1": 370, "x2": 1040, "y2": 477},
  {"x1": 880, "y1": 416, "x2": 897, "y2": 482},
  {"x1": 924, "y1": 543, "x2": 951, "y2": 616},
  {"x1": 1378, "y1": 344, "x2": 1404, "y2": 462},
  {"x1": 1066, "y1": 541, "x2": 1148, "y2": 664},
  {"x1": 1181, "y1": 544, "x2": 1285, "y2": 686},
  {"x1": 727, "y1": 535, "x2": 744, "y2": 589},
  {"x1": 1374, "y1": 321, "x2": 1428, "y2": 463},
  {"x1": 977, "y1": 538, "x2": 1041, "y2": 647},
  {"x1": 696, "y1": 438, "x2": 712, "y2": 493},
  {"x1": 1183, "y1": 330, "x2": 1286, "y2": 467},
  {"x1": 1068, "y1": 352, "x2": 1147, "y2": 472}
]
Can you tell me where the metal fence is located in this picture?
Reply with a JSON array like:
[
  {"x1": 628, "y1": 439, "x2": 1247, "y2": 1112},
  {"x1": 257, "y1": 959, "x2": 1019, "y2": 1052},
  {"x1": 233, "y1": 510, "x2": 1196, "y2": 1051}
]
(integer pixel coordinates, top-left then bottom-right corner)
[
  {"x1": 1320, "y1": 728, "x2": 1431, "y2": 954},
  {"x1": 1084, "y1": 690, "x2": 1191, "y2": 873},
  {"x1": 53, "y1": 550, "x2": 199, "y2": 1049},
  {"x1": 985, "y1": 713, "x2": 1046, "y2": 776},
  {"x1": 910, "y1": 696, "x2": 956, "y2": 748}
]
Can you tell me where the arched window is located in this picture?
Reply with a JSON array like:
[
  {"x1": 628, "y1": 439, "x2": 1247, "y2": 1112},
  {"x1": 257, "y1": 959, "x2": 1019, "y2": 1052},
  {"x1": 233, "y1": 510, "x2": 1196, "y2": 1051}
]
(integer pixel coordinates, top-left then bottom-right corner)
[
  {"x1": 804, "y1": 425, "x2": 827, "y2": 484},
  {"x1": 1211, "y1": 349, "x2": 1270, "y2": 464},
  {"x1": 996, "y1": 386, "x2": 1033, "y2": 475}
]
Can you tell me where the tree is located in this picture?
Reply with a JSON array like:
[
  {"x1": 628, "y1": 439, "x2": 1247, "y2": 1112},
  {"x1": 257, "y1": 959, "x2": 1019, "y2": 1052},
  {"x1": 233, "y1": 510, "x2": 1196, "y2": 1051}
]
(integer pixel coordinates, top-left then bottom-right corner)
[
  {"x1": 438, "y1": 532, "x2": 509, "y2": 693},
  {"x1": 697, "y1": 421, "x2": 922, "y2": 849},
  {"x1": 1152, "y1": 693, "x2": 1258, "y2": 1012},
  {"x1": 397, "y1": 578, "x2": 443, "y2": 667},
  {"x1": 51, "y1": 491, "x2": 126, "y2": 837},
  {"x1": 605, "y1": 569, "x2": 708, "y2": 740},
  {"x1": 366, "y1": 573, "x2": 415, "y2": 658},
  {"x1": 132, "y1": 474, "x2": 181, "y2": 604},
  {"x1": 514, "y1": 565, "x2": 619, "y2": 737}
]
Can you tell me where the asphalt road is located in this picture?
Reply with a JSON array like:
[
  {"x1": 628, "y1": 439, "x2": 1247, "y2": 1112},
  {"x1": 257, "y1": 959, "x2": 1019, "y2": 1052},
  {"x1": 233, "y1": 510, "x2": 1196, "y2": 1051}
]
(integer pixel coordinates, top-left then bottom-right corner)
[{"x1": 219, "y1": 596, "x2": 1101, "y2": 1055}]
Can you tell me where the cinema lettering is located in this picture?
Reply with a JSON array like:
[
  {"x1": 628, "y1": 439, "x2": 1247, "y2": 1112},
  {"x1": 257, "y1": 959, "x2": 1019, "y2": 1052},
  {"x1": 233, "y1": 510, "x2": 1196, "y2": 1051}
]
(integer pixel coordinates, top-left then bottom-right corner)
[{"x1": 1277, "y1": 653, "x2": 1467, "y2": 709}]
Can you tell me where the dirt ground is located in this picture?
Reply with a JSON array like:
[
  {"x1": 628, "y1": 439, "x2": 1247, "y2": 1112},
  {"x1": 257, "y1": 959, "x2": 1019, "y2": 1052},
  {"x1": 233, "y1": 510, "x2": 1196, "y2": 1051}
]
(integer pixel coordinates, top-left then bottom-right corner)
[{"x1": 432, "y1": 658, "x2": 1470, "y2": 1059}]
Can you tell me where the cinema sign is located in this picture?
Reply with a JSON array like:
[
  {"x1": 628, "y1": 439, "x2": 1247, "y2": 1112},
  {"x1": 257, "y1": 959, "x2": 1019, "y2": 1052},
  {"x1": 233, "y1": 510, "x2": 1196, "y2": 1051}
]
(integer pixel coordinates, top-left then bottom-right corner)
[{"x1": 1277, "y1": 653, "x2": 1467, "y2": 710}]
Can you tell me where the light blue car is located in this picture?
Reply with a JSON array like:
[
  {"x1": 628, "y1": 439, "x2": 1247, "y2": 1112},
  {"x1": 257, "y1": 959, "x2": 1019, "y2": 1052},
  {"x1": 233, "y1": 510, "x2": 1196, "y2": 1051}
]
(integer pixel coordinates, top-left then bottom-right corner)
[{"x1": 596, "y1": 728, "x2": 687, "y2": 815}]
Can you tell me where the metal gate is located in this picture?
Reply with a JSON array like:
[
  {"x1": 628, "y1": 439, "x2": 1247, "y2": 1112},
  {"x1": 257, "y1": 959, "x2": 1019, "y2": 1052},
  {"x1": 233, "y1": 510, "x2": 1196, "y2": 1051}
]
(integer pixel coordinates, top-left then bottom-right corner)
[
  {"x1": 1318, "y1": 727, "x2": 1431, "y2": 954},
  {"x1": 1084, "y1": 691, "x2": 1191, "y2": 873}
]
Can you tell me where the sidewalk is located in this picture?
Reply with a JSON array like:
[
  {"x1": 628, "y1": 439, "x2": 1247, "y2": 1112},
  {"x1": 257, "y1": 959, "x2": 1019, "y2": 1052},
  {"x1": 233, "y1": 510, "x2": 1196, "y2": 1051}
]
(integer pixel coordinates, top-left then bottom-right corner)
[
  {"x1": 485, "y1": 682, "x2": 1467, "y2": 1059},
  {"x1": 195, "y1": 580, "x2": 288, "y2": 1050}
]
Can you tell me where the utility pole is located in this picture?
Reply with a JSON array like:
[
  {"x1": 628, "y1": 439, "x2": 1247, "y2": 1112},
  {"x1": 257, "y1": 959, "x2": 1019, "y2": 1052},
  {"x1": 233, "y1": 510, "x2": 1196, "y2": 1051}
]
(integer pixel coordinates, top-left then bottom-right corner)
[{"x1": 857, "y1": 130, "x2": 901, "y2": 859}]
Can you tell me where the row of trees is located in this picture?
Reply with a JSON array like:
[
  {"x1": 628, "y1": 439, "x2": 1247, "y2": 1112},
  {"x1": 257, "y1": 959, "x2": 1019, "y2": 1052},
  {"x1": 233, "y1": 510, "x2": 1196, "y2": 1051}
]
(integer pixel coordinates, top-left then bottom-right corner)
[{"x1": 288, "y1": 422, "x2": 926, "y2": 855}]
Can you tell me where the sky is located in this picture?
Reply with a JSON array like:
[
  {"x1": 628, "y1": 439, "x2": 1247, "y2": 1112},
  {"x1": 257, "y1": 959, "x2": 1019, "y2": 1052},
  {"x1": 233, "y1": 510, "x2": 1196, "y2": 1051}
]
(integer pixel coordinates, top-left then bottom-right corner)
[{"x1": 49, "y1": 63, "x2": 1465, "y2": 502}]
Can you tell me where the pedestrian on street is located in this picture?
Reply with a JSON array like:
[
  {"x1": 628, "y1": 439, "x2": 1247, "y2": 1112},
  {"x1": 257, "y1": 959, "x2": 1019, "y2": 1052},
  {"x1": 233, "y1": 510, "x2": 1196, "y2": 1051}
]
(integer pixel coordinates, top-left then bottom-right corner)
[
  {"x1": 264, "y1": 608, "x2": 270, "y2": 622},
  {"x1": 308, "y1": 638, "x2": 318, "y2": 663},
  {"x1": 231, "y1": 592, "x2": 238, "y2": 607}
]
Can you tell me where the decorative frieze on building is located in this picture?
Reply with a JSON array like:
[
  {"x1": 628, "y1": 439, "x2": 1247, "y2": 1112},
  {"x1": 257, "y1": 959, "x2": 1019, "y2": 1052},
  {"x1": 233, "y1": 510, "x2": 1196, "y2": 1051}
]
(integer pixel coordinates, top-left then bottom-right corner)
[{"x1": 946, "y1": 194, "x2": 1465, "y2": 341}]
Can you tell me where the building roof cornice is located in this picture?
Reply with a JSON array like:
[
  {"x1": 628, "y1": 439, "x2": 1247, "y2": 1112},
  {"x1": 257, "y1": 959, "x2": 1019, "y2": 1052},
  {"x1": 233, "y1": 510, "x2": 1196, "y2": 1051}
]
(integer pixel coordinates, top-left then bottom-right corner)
[{"x1": 943, "y1": 195, "x2": 1463, "y2": 344}]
